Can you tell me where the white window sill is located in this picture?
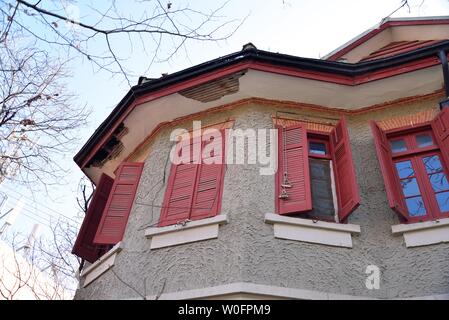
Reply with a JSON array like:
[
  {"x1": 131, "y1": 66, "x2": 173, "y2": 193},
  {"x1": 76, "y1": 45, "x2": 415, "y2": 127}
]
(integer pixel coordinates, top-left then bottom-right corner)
[
  {"x1": 145, "y1": 214, "x2": 228, "y2": 249},
  {"x1": 80, "y1": 242, "x2": 123, "y2": 287},
  {"x1": 264, "y1": 213, "x2": 361, "y2": 248},
  {"x1": 391, "y1": 217, "x2": 449, "y2": 248}
]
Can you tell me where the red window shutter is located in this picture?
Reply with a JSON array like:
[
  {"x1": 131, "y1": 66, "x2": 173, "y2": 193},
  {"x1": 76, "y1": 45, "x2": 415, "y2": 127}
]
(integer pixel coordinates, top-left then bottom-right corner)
[
  {"x1": 330, "y1": 117, "x2": 360, "y2": 222},
  {"x1": 72, "y1": 173, "x2": 114, "y2": 263},
  {"x1": 370, "y1": 120, "x2": 408, "y2": 219},
  {"x1": 191, "y1": 132, "x2": 225, "y2": 220},
  {"x1": 432, "y1": 108, "x2": 449, "y2": 168},
  {"x1": 94, "y1": 162, "x2": 144, "y2": 244},
  {"x1": 276, "y1": 123, "x2": 312, "y2": 215},
  {"x1": 159, "y1": 163, "x2": 199, "y2": 227},
  {"x1": 159, "y1": 130, "x2": 225, "y2": 226}
]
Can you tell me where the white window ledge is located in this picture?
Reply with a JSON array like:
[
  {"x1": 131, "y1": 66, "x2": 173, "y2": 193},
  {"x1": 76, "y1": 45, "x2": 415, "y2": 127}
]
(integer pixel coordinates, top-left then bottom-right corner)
[
  {"x1": 80, "y1": 242, "x2": 123, "y2": 287},
  {"x1": 391, "y1": 217, "x2": 449, "y2": 248},
  {"x1": 264, "y1": 213, "x2": 361, "y2": 248},
  {"x1": 145, "y1": 214, "x2": 228, "y2": 249}
]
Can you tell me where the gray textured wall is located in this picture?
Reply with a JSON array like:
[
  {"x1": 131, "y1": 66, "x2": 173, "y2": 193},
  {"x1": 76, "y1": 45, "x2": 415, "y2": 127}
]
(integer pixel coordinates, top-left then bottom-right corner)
[{"x1": 74, "y1": 98, "x2": 449, "y2": 300}]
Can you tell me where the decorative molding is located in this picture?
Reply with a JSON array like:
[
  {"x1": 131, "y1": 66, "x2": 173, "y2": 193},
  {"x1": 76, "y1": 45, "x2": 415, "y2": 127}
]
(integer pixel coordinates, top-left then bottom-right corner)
[
  {"x1": 81, "y1": 242, "x2": 123, "y2": 287},
  {"x1": 145, "y1": 215, "x2": 228, "y2": 249},
  {"x1": 264, "y1": 213, "x2": 360, "y2": 248},
  {"x1": 392, "y1": 218, "x2": 449, "y2": 248},
  {"x1": 126, "y1": 91, "x2": 443, "y2": 163}
]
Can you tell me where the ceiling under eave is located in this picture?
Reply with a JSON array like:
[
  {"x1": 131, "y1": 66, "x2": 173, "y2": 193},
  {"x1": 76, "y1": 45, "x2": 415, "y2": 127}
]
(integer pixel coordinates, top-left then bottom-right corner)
[{"x1": 83, "y1": 65, "x2": 444, "y2": 184}]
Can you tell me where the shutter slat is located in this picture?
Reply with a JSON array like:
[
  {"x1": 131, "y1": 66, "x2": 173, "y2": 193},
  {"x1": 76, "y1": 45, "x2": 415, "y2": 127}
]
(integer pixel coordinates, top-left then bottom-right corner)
[
  {"x1": 94, "y1": 162, "x2": 144, "y2": 244},
  {"x1": 72, "y1": 173, "x2": 114, "y2": 263},
  {"x1": 276, "y1": 124, "x2": 312, "y2": 215},
  {"x1": 370, "y1": 120, "x2": 408, "y2": 219},
  {"x1": 330, "y1": 117, "x2": 361, "y2": 222}
]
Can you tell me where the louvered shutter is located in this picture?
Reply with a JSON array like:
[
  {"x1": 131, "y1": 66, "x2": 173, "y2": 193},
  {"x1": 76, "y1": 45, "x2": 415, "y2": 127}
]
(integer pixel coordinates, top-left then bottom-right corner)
[
  {"x1": 190, "y1": 130, "x2": 225, "y2": 220},
  {"x1": 72, "y1": 173, "x2": 114, "y2": 262},
  {"x1": 330, "y1": 117, "x2": 360, "y2": 222},
  {"x1": 432, "y1": 108, "x2": 449, "y2": 169},
  {"x1": 276, "y1": 124, "x2": 312, "y2": 215},
  {"x1": 370, "y1": 121, "x2": 408, "y2": 219},
  {"x1": 159, "y1": 162, "x2": 198, "y2": 227},
  {"x1": 94, "y1": 162, "x2": 144, "y2": 244}
]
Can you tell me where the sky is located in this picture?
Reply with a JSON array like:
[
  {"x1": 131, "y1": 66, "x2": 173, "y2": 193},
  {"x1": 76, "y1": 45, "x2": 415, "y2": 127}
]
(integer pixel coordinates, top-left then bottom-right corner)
[{"x1": 1, "y1": 0, "x2": 449, "y2": 241}]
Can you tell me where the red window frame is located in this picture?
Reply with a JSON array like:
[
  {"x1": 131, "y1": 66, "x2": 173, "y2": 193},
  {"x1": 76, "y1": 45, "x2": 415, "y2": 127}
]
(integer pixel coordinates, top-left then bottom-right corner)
[
  {"x1": 305, "y1": 132, "x2": 336, "y2": 222},
  {"x1": 387, "y1": 125, "x2": 449, "y2": 222}
]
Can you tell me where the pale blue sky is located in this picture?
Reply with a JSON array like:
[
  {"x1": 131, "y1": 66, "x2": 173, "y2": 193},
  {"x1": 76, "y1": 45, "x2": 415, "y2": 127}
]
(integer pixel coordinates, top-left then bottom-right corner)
[{"x1": 1, "y1": 0, "x2": 449, "y2": 240}]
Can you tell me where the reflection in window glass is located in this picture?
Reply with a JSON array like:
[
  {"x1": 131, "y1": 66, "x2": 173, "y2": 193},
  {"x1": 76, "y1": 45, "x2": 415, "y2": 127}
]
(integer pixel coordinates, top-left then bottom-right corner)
[
  {"x1": 390, "y1": 139, "x2": 407, "y2": 153},
  {"x1": 405, "y1": 197, "x2": 426, "y2": 216},
  {"x1": 423, "y1": 155, "x2": 443, "y2": 174},
  {"x1": 429, "y1": 173, "x2": 449, "y2": 192},
  {"x1": 395, "y1": 161, "x2": 414, "y2": 179},
  {"x1": 435, "y1": 192, "x2": 449, "y2": 213},
  {"x1": 309, "y1": 142, "x2": 326, "y2": 155},
  {"x1": 416, "y1": 134, "x2": 434, "y2": 148},
  {"x1": 400, "y1": 178, "x2": 421, "y2": 197}
]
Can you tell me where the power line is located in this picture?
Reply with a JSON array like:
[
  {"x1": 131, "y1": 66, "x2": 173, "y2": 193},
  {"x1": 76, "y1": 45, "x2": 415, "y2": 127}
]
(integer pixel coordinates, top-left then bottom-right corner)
[
  {"x1": 1, "y1": 191, "x2": 77, "y2": 227},
  {"x1": 1, "y1": 186, "x2": 80, "y2": 224}
]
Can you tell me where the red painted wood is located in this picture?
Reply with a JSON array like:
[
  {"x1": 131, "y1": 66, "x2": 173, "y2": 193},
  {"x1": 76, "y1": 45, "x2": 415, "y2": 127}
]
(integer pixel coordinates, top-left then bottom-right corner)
[
  {"x1": 276, "y1": 124, "x2": 312, "y2": 215},
  {"x1": 159, "y1": 130, "x2": 226, "y2": 226},
  {"x1": 327, "y1": 19, "x2": 449, "y2": 61},
  {"x1": 370, "y1": 121, "x2": 408, "y2": 219},
  {"x1": 72, "y1": 173, "x2": 114, "y2": 262},
  {"x1": 431, "y1": 108, "x2": 449, "y2": 170},
  {"x1": 330, "y1": 117, "x2": 361, "y2": 222},
  {"x1": 94, "y1": 162, "x2": 144, "y2": 244}
]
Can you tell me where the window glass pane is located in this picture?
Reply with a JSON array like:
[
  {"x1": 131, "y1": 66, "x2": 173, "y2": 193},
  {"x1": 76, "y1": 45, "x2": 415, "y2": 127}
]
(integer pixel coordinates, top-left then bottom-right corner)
[
  {"x1": 400, "y1": 178, "x2": 421, "y2": 197},
  {"x1": 435, "y1": 192, "x2": 449, "y2": 213},
  {"x1": 422, "y1": 155, "x2": 443, "y2": 174},
  {"x1": 416, "y1": 134, "x2": 434, "y2": 148},
  {"x1": 429, "y1": 173, "x2": 449, "y2": 192},
  {"x1": 395, "y1": 161, "x2": 414, "y2": 179},
  {"x1": 309, "y1": 142, "x2": 326, "y2": 155},
  {"x1": 405, "y1": 197, "x2": 426, "y2": 217},
  {"x1": 307, "y1": 158, "x2": 335, "y2": 219},
  {"x1": 390, "y1": 139, "x2": 407, "y2": 153}
]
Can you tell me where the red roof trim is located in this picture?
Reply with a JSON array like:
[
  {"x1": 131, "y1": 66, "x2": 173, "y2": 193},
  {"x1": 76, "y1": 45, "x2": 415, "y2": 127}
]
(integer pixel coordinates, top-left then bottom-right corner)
[
  {"x1": 79, "y1": 54, "x2": 445, "y2": 170},
  {"x1": 326, "y1": 19, "x2": 449, "y2": 61}
]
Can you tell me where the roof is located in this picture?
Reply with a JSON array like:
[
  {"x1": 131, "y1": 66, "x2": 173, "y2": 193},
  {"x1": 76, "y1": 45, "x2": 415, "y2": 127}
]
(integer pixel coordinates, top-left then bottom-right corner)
[
  {"x1": 74, "y1": 33, "x2": 449, "y2": 171},
  {"x1": 323, "y1": 16, "x2": 449, "y2": 61},
  {"x1": 359, "y1": 40, "x2": 447, "y2": 62}
]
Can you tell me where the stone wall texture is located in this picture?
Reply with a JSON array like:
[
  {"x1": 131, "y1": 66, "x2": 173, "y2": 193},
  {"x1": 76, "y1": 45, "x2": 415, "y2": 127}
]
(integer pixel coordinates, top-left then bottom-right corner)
[{"x1": 74, "y1": 96, "x2": 449, "y2": 299}]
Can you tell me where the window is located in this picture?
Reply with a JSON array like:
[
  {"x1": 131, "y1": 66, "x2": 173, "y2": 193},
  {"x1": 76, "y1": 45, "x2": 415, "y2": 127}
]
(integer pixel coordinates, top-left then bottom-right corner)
[
  {"x1": 72, "y1": 162, "x2": 144, "y2": 262},
  {"x1": 389, "y1": 130, "x2": 449, "y2": 222},
  {"x1": 276, "y1": 117, "x2": 360, "y2": 223},
  {"x1": 306, "y1": 136, "x2": 336, "y2": 222},
  {"x1": 159, "y1": 130, "x2": 226, "y2": 227},
  {"x1": 371, "y1": 108, "x2": 449, "y2": 223}
]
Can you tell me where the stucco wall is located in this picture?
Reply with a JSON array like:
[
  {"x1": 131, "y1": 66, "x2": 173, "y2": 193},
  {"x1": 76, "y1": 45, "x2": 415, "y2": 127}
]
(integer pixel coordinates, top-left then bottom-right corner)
[{"x1": 74, "y1": 97, "x2": 449, "y2": 300}]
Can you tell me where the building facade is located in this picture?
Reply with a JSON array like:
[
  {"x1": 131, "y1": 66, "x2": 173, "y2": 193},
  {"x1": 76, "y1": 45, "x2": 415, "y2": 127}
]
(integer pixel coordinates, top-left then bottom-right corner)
[{"x1": 72, "y1": 17, "x2": 449, "y2": 299}]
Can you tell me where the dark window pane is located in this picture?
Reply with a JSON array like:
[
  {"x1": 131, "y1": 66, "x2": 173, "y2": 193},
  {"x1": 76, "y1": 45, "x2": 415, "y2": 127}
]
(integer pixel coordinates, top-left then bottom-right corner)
[
  {"x1": 436, "y1": 192, "x2": 449, "y2": 212},
  {"x1": 307, "y1": 158, "x2": 335, "y2": 219},
  {"x1": 405, "y1": 197, "x2": 426, "y2": 217},
  {"x1": 416, "y1": 134, "x2": 434, "y2": 148},
  {"x1": 395, "y1": 161, "x2": 414, "y2": 179},
  {"x1": 390, "y1": 139, "x2": 407, "y2": 153},
  {"x1": 309, "y1": 142, "x2": 326, "y2": 155},
  {"x1": 422, "y1": 155, "x2": 443, "y2": 174},
  {"x1": 429, "y1": 173, "x2": 449, "y2": 192},
  {"x1": 401, "y1": 178, "x2": 421, "y2": 197}
]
